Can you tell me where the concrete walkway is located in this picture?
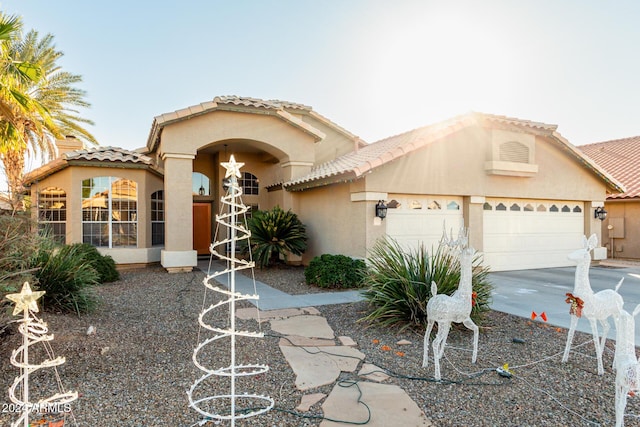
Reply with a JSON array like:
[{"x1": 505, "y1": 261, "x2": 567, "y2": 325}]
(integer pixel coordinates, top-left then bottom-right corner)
[{"x1": 198, "y1": 259, "x2": 365, "y2": 310}]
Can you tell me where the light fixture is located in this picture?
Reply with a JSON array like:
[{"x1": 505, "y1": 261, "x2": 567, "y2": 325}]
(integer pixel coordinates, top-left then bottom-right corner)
[
  {"x1": 594, "y1": 206, "x2": 607, "y2": 221},
  {"x1": 375, "y1": 200, "x2": 388, "y2": 220},
  {"x1": 198, "y1": 174, "x2": 205, "y2": 196}
]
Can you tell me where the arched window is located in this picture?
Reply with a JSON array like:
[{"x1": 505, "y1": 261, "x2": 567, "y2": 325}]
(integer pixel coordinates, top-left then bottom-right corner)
[
  {"x1": 193, "y1": 172, "x2": 210, "y2": 196},
  {"x1": 151, "y1": 190, "x2": 164, "y2": 246},
  {"x1": 240, "y1": 172, "x2": 259, "y2": 195},
  {"x1": 82, "y1": 177, "x2": 137, "y2": 247},
  {"x1": 38, "y1": 187, "x2": 66, "y2": 243}
]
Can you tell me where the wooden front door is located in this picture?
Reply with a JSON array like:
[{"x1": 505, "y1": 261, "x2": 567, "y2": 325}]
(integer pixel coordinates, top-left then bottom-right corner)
[{"x1": 192, "y1": 203, "x2": 212, "y2": 255}]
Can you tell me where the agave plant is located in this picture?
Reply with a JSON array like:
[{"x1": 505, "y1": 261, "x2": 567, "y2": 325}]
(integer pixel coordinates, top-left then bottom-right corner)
[
  {"x1": 247, "y1": 206, "x2": 307, "y2": 268},
  {"x1": 360, "y1": 237, "x2": 492, "y2": 329}
]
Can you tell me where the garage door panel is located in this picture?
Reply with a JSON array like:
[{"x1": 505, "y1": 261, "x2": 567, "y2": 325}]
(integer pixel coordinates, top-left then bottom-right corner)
[
  {"x1": 386, "y1": 195, "x2": 463, "y2": 254},
  {"x1": 483, "y1": 199, "x2": 584, "y2": 271}
]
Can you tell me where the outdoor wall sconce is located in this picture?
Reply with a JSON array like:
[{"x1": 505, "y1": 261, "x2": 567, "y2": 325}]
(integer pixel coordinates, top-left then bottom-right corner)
[
  {"x1": 594, "y1": 206, "x2": 607, "y2": 221},
  {"x1": 375, "y1": 200, "x2": 388, "y2": 220}
]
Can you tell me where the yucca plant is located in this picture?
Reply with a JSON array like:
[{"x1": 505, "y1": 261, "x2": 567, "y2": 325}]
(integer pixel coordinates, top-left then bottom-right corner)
[
  {"x1": 360, "y1": 237, "x2": 492, "y2": 329},
  {"x1": 246, "y1": 206, "x2": 307, "y2": 268}
]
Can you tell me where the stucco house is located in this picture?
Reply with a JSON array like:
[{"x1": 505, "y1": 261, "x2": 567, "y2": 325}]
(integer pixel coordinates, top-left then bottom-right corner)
[
  {"x1": 23, "y1": 96, "x2": 624, "y2": 272},
  {"x1": 579, "y1": 137, "x2": 640, "y2": 260}
]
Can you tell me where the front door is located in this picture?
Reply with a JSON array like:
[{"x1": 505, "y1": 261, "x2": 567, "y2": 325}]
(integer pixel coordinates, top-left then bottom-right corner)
[{"x1": 193, "y1": 203, "x2": 212, "y2": 255}]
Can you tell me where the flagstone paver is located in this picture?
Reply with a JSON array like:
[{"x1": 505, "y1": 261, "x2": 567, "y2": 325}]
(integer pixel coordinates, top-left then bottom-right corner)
[
  {"x1": 279, "y1": 345, "x2": 365, "y2": 390},
  {"x1": 320, "y1": 381, "x2": 434, "y2": 427},
  {"x1": 358, "y1": 363, "x2": 390, "y2": 382},
  {"x1": 338, "y1": 335, "x2": 357, "y2": 347},
  {"x1": 296, "y1": 392, "x2": 327, "y2": 411},
  {"x1": 270, "y1": 314, "x2": 335, "y2": 339},
  {"x1": 235, "y1": 306, "x2": 320, "y2": 320},
  {"x1": 279, "y1": 336, "x2": 336, "y2": 347}
]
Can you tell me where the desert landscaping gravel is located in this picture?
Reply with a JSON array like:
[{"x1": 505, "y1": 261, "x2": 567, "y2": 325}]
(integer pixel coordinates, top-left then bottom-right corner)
[{"x1": 1, "y1": 265, "x2": 639, "y2": 426}]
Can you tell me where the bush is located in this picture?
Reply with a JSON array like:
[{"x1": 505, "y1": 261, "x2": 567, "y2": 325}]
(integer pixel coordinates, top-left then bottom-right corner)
[
  {"x1": 68, "y1": 243, "x2": 119, "y2": 283},
  {"x1": 247, "y1": 206, "x2": 307, "y2": 268},
  {"x1": 360, "y1": 237, "x2": 492, "y2": 330},
  {"x1": 30, "y1": 244, "x2": 100, "y2": 315},
  {"x1": 305, "y1": 254, "x2": 366, "y2": 289},
  {"x1": 0, "y1": 214, "x2": 44, "y2": 334}
]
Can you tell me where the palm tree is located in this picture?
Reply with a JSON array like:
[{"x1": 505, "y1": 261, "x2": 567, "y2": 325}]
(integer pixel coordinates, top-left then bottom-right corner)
[
  {"x1": 0, "y1": 26, "x2": 96, "y2": 209},
  {"x1": 0, "y1": 12, "x2": 42, "y2": 130}
]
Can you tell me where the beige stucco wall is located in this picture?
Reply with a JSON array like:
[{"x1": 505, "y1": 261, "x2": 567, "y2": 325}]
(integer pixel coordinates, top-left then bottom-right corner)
[
  {"x1": 602, "y1": 200, "x2": 640, "y2": 259},
  {"x1": 294, "y1": 184, "x2": 366, "y2": 262},
  {"x1": 29, "y1": 165, "x2": 163, "y2": 265},
  {"x1": 363, "y1": 128, "x2": 607, "y2": 201},
  {"x1": 159, "y1": 111, "x2": 316, "y2": 172}
]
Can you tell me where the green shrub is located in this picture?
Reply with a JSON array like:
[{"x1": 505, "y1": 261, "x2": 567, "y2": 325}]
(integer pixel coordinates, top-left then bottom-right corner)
[
  {"x1": 30, "y1": 244, "x2": 100, "y2": 315},
  {"x1": 305, "y1": 254, "x2": 366, "y2": 289},
  {"x1": 247, "y1": 206, "x2": 307, "y2": 268},
  {"x1": 69, "y1": 243, "x2": 119, "y2": 283},
  {"x1": 360, "y1": 237, "x2": 492, "y2": 329}
]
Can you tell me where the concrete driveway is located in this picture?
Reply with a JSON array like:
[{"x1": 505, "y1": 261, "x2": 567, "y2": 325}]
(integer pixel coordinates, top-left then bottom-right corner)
[{"x1": 489, "y1": 262, "x2": 640, "y2": 343}]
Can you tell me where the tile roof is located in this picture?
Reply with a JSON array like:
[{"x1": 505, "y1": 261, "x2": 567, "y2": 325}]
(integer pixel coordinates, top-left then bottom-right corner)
[
  {"x1": 24, "y1": 146, "x2": 159, "y2": 185},
  {"x1": 213, "y1": 95, "x2": 312, "y2": 111},
  {"x1": 146, "y1": 95, "x2": 363, "y2": 152},
  {"x1": 579, "y1": 136, "x2": 640, "y2": 199},
  {"x1": 284, "y1": 112, "x2": 624, "y2": 193},
  {"x1": 64, "y1": 146, "x2": 154, "y2": 164}
]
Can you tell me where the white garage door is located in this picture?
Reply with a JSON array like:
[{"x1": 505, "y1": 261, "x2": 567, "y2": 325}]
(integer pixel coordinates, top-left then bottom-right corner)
[
  {"x1": 483, "y1": 199, "x2": 584, "y2": 271},
  {"x1": 386, "y1": 195, "x2": 464, "y2": 254}
]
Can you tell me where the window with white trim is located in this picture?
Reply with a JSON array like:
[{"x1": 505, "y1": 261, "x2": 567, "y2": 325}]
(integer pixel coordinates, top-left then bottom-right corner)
[
  {"x1": 151, "y1": 190, "x2": 164, "y2": 246},
  {"x1": 38, "y1": 187, "x2": 67, "y2": 243},
  {"x1": 240, "y1": 172, "x2": 259, "y2": 195},
  {"x1": 82, "y1": 177, "x2": 137, "y2": 247}
]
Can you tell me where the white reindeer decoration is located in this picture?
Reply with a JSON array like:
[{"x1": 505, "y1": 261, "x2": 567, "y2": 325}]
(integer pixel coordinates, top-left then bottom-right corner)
[
  {"x1": 562, "y1": 233, "x2": 624, "y2": 375},
  {"x1": 422, "y1": 228, "x2": 479, "y2": 381},
  {"x1": 613, "y1": 304, "x2": 640, "y2": 427}
]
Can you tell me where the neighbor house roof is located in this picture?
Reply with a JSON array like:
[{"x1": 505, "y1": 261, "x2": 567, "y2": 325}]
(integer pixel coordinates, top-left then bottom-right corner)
[
  {"x1": 579, "y1": 136, "x2": 640, "y2": 199},
  {"x1": 146, "y1": 95, "x2": 365, "y2": 153},
  {"x1": 23, "y1": 146, "x2": 161, "y2": 186},
  {"x1": 284, "y1": 112, "x2": 625, "y2": 193}
]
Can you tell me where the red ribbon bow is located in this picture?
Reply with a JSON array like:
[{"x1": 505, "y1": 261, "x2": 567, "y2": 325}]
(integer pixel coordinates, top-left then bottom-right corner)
[{"x1": 565, "y1": 293, "x2": 584, "y2": 317}]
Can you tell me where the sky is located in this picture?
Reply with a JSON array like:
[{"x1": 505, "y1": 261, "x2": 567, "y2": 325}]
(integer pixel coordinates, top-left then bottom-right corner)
[{"x1": 3, "y1": 0, "x2": 640, "y2": 160}]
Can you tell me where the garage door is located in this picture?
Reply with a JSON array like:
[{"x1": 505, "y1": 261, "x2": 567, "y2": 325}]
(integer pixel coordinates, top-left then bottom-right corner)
[
  {"x1": 386, "y1": 195, "x2": 464, "y2": 254},
  {"x1": 483, "y1": 199, "x2": 584, "y2": 271}
]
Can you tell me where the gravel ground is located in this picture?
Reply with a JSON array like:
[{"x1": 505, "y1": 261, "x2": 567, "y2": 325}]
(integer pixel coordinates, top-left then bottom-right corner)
[{"x1": 0, "y1": 265, "x2": 638, "y2": 426}]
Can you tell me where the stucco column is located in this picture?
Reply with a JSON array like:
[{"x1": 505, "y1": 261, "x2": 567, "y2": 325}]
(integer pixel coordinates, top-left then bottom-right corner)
[
  {"x1": 464, "y1": 196, "x2": 485, "y2": 252},
  {"x1": 161, "y1": 153, "x2": 197, "y2": 272},
  {"x1": 586, "y1": 201, "x2": 607, "y2": 260},
  {"x1": 279, "y1": 161, "x2": 313, "y2": 212}
]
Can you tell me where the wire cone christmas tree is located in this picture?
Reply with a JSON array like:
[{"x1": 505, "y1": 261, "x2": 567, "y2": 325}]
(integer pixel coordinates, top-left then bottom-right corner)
[
  {"x1": 6, "y1": 281, "x2": 78, "y2": 427},
  {"x1": 187, "y1": 155, "x2": 273, "y2": 425}
]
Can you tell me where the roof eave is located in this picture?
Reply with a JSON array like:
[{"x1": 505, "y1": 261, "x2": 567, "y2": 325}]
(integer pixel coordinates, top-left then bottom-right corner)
[
  {"x1": 284, "y1": 171, "x2": 359, "y2": 192},
  {"x1": 550, "y1": 131, "x2": 626, "y2": 194}
]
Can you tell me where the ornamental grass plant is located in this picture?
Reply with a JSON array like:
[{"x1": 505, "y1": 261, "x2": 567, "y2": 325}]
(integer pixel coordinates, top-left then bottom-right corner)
[
  {"x1": 29, "y1": 243, "x2": 100, "y2": 315},
  {"x1": 360, "y1": 237, "x2": 492, "y2": 329}
]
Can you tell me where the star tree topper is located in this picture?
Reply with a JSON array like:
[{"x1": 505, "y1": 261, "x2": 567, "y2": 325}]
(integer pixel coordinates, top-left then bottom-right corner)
[
  {"x1": 221, "y1": 154, "x2": 244, "y2": 179},
  {"x1": 6, "y1": 282, "x2": 45, "y2": 315}
]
